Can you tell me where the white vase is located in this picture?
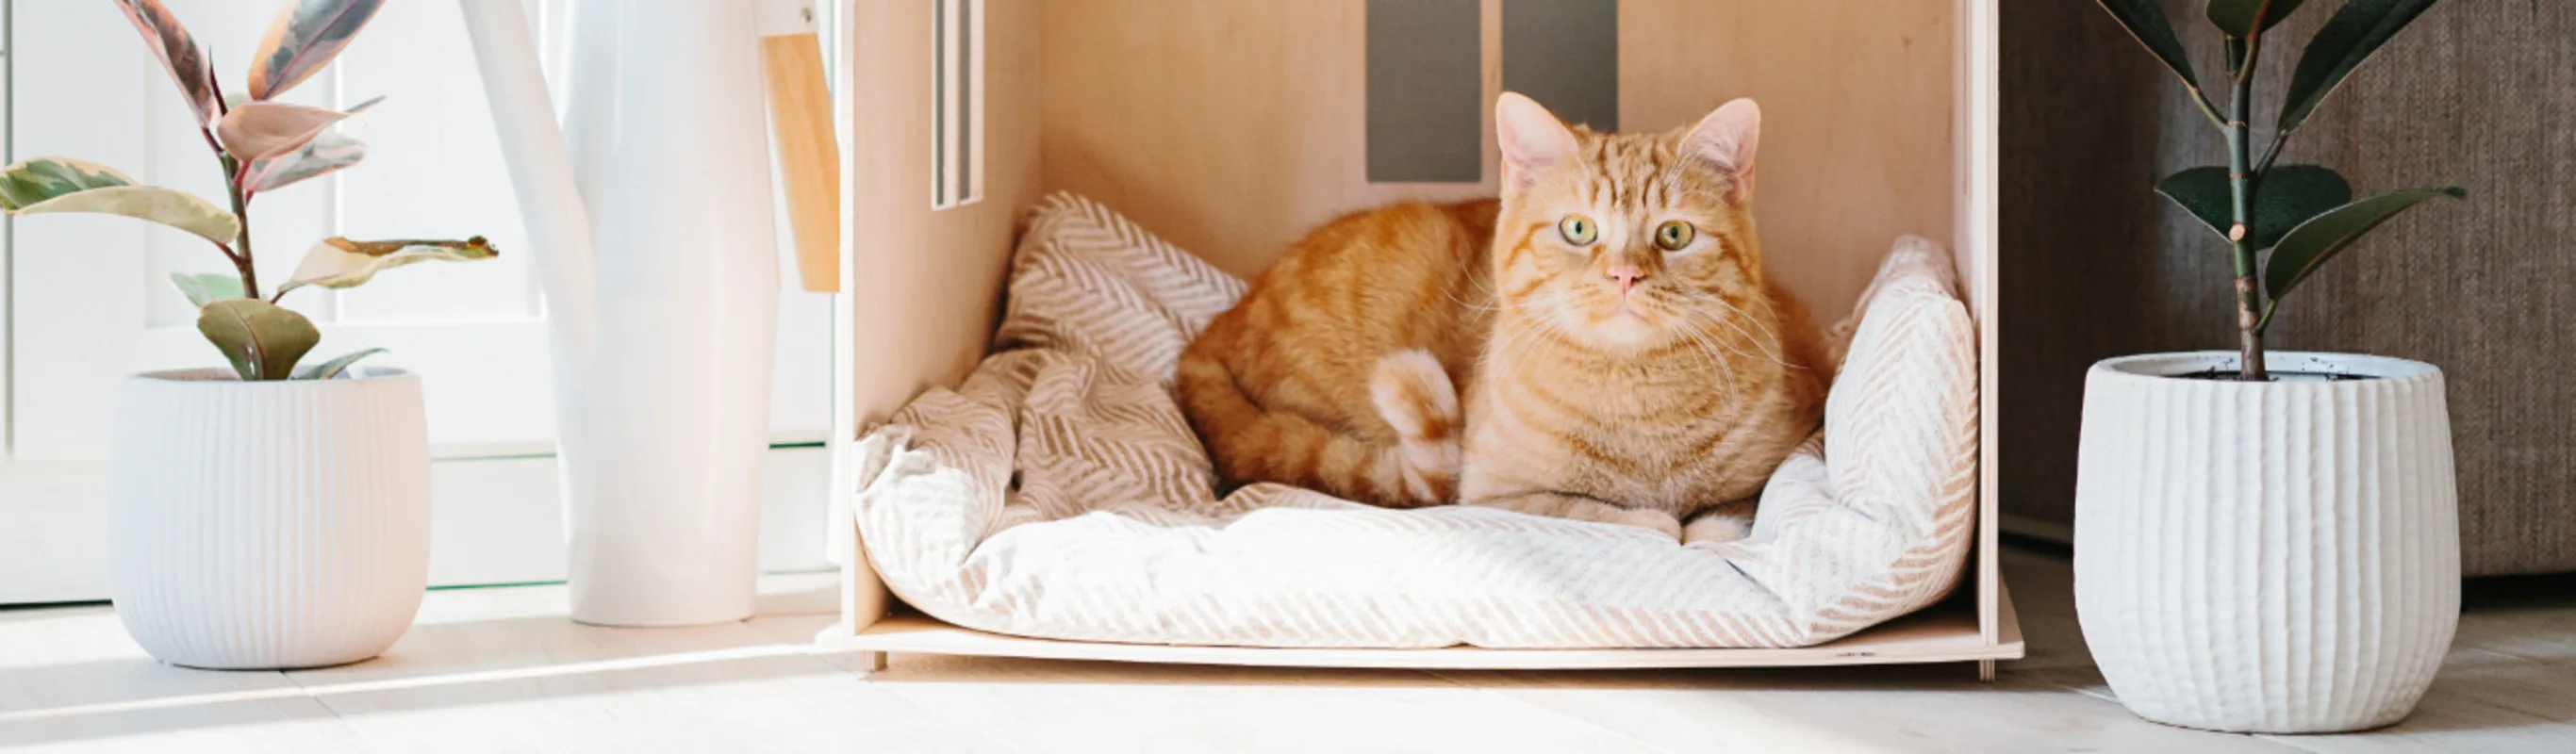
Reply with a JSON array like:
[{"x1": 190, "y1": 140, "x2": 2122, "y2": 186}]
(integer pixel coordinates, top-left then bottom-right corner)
[
  {"x1": 553, "y1": 0, "x2": 781, "y2": 627},
  {"x1": 107, "y1": 368, "x2": 431, "y2": 670},
  {"x1": 2074, "y1": 351, "x2": 2460, "y2": 733}
]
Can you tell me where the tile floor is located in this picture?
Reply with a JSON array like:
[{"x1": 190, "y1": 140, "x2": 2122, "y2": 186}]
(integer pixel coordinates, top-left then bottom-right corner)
[{"x1": 2, "y1": 546, "x2": 2571, "y2": 753}]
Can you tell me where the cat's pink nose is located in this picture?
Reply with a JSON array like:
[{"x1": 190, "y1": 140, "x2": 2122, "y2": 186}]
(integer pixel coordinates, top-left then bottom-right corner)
[{"x1": 1605, "y1": 265, "x2": 1645, "y2": 295}]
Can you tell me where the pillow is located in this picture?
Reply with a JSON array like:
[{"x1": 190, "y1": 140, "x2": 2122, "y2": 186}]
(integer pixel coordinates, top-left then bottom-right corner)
[{"x1": 839, "y1": 194, "x2": 1979, "y2": 648}]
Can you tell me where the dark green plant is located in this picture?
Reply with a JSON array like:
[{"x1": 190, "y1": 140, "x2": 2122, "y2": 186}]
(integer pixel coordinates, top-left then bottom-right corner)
[
  {"x1": 0, "y1": 0, "x2": 496, "y2": 381},
  {"x1": 2097, "y1": 0, "x2": 2461, "y2": 380}
]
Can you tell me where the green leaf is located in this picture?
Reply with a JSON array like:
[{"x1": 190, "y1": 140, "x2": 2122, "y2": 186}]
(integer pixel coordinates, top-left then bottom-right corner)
[
  {"x1": 0, "y1": 157, "x2": 239, "y2": 246},
  {"x1": 248, "y1": 0, "x2": 388, "y2": 101},
  {"x1": 112, "y1": 0, "x2": 221, "y2": 126},
  {"x1": 196, "y1": 299, "x2": 320, "y2": 381},
  {"x1": 2278, "y1": 0, "x2": 2440, "y2": 137},
  {"x1": 280, "y1": 236, "x2": 500, "y2": 295},
  {"x1": 242, "y1": 131, "x2": 367, "y2": 194},
  {"x1": 2157, "y1": 167, "x2": 2235, "y2": 240},
  {"x1": 0, "y1": 157, "x2": 132, "y2": 207},
  {"x1": 169, "y1": 271, "x2": 246, "y2": 308},
  {"x1": 2096, "y1": 0, "x2": 2204, "y2": 94},
  {"x1": 215, "y1": 96, "x2": 382, "y2": 163},
  {"x1": 295, "y1": 347, "x2": 387, "y2": 380},
  {"x1": 2260, "y1": 187, "x2": 2465, "y2": 328},
  {"x1": 2249, "y1": 167, "x2": 2357, "y2": 249},
  {"x1": 2207, "y1": 0, "x2": 2306, "y2": 37},
  {"x1": 2155, "y1": 165, "x2": 2354, "y2": 250}
]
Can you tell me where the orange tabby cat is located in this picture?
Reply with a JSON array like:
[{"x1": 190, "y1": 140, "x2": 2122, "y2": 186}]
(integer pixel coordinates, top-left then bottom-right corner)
[{"x1": 1175, "y1": 92, "x2": 1829, "y2": 542}]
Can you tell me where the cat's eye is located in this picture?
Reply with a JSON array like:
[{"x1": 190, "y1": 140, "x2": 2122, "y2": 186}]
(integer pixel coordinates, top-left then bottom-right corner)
[
  {"x1": 1654, "y1": 221, "x2": 1696, "y2": 251},
  {"x1": 1558, "y1": 215, "x2": 1598, "y2": 246}
]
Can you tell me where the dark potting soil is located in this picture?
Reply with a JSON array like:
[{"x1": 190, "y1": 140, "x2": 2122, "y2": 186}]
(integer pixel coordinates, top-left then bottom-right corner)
[{"x1": 2174, "y1": 369, "x2": 2373, "y2": 383}]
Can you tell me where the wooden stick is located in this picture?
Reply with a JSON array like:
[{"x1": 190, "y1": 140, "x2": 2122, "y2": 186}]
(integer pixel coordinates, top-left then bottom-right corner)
[{"x1": 761, "y1": 7, "x2": 841, "y2": 293}]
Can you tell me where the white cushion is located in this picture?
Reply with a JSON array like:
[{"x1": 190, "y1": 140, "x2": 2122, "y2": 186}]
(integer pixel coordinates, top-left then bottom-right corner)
[{"x1": 837, "y1": 193, "x2": 1978, "y2": 648}]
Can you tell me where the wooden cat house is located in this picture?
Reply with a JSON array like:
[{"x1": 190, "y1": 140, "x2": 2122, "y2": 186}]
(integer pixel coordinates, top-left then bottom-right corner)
[{"x1": 817, "y1": 0, "x2": 2014, "y2": 678}]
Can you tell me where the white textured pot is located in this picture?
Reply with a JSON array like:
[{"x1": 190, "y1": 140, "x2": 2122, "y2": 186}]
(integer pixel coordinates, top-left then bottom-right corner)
[
  {"x1": 107, "y1": 368, "x2": 431, "y2": 670},
  {"x1": 2074, "y1": 352, "x2": 2460, "y2": 733}
]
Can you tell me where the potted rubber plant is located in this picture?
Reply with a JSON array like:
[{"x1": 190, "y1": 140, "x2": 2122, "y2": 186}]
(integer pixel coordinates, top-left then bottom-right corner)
[
  {"x1": 2075, "y1": 0, "x2": 2461, "y2": 733},
  {"x1": 0, "y1": 0, "x2": 496, "y2": 669}
]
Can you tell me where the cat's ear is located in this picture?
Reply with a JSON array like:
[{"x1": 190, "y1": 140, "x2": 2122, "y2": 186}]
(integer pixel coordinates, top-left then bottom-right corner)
[
  {"x1": 1496, "y1": 92, "x2": 1577, "y2": 192},
  {"x1": 1681, "y1": 98, "x2": 1761, "y2": 204}
]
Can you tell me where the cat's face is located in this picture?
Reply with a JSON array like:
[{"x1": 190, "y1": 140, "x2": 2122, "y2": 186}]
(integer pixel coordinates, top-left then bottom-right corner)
[{"x1": 1490, "y1": 94, "x2": 1765, "y2": 352}]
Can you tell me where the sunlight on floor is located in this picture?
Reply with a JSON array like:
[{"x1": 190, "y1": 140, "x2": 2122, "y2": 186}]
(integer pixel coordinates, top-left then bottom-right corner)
[{"x1": 2, "y1": 551, "x2": 2571, "y2": 753}]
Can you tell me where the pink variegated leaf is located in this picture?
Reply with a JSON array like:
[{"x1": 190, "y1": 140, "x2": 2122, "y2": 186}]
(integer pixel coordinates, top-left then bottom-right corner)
[
  {"x1": 112, "y1": 0, "x2": 222, "y2": 125},
  {"x1": 241, "y1": 131, "x2": 368, "y2": 195},
  {"x1": 280, "y1": 236, "x2": 498, "y2": 295},
  {"x1": 0, "y1": 156, "x2": 239, "y2": 246},
  {"x1": 215, "y1": 96, "x2": 383, "y2": 163},
  {"x1": 246, "y1": 0, "x2": 388, "y2": 101}
]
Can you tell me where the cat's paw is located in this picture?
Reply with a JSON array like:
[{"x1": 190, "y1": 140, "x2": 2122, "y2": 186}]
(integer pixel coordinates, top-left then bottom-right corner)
[
  {"x1": 1369, "y1": 437, "x2": 1459, "y2": 504},
  {"x1": 1682, "y1": 508, "x2": 1755, "y2": 545},
  {"x1": 1607, "y1": 508, "x2": 1685, "y2": 541}
]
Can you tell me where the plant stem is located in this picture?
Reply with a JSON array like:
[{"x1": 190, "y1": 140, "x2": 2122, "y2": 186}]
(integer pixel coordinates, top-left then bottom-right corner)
[
  {"x1": 2226, "y1": 35, "x2": 2268, "y2": 382},
  {"x1": 192, "y1": 125, "x2": 250, "y2": 268},
  {"x1": 221, "y1": 154, "x2": 261, "y2": 301}
]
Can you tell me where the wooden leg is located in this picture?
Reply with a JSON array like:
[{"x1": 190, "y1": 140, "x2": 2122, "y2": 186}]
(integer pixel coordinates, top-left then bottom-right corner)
[
  {"x1": 1978, "y1": 660, "x2": 1996, "y2": 682},
  {"x1": 857, "y1": 650, "x2": 889, "y2": 678}
]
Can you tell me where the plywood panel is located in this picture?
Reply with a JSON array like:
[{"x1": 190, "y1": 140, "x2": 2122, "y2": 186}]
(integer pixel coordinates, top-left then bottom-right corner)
[
  {"x1": 1619, "y1": 1, "x2": 1957, "y2": 319},
  {"x1": 825, "y1": 594, "x2": 2021, "y2": 670},
  {"x1": 1039, "y1": 0, "x2": 1503, "y2": 278},
  {"x1": 1957, "y1": 0, "x2": 2003, "y2": 652},
  {"x1": 844, "y1": 0, "x2": 1042, "y2": 426},
  {"x1": 1039, "y1": 0, "x2": 1953, "y2": 319}
]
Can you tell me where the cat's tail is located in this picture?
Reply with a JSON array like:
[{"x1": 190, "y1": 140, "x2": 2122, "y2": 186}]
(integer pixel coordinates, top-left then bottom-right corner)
[
  {"x1": 1367, "y1": 349, "x2": 1463, "y2": 500},
  {"x1": 1175, "y1": 346, "x2": 1460, "y2": 508}
]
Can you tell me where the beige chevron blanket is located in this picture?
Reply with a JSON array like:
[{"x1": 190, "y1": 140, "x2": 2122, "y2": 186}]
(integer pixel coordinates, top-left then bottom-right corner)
[{"x1": 837, "y1": 192, "x2": 1977, "y2": 648}]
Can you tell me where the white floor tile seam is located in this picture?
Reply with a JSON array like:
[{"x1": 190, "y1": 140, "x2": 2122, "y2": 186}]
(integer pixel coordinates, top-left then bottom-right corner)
[
  {"x1": 0, "y1": 669, "x2": 313, "y2": 726},
  {"x1": 2004, "y1": 666, "x2": 2356, "y2": 754},
  {"x1": 269, "y1": 664, "x2": 356, "y2": 729},
  {"x1": 2003, "y1": 667, "x2": 2118, "y2": 703},
  {"x1": 2461, "y1": 645, "x2": 2576, "y2": 666},
  {"x1": 1412, "y1": 668, "x2": 1691, "y2": 754},
  {"x1": 1996, "y1": 666, "x2": 2330, "y2": 752},
  {"x1": 2006, "y1": 655, "x2": 2576, "y2": 754},
  {"x1": 2252, "y1": 705, "x2": 2576, "y2": 754}
]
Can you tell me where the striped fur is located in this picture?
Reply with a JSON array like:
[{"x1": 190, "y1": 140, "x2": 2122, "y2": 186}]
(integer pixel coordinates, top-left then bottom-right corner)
[
  {"x1": 1177, "y1": 94, "x2": 1828, "y2": 534},
  {"x1": 1175, "y1": 200, "x2": 1497, "y2": 508}
]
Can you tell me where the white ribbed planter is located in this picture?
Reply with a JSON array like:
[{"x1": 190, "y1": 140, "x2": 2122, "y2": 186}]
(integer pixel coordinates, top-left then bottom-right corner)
[
  {"x1": 107, "y1": 368, "x2": 432, "y2": 670},
  {"x1": 2074, "y1": 352, "x2": 2460, "y2": 733}
]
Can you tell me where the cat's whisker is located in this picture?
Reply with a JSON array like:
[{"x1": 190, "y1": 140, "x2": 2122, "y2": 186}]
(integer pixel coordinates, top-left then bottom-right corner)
[
  {"x1": 1672, "y1": 319, "x2": 1745, "y2": 398},
  {"x1": 1483, "y1": 302, "x2": 1566, "y2": 393},
  {"x1": 1440, "y1": 273, "x2": 1503, "y2": 314},
  {"x1": 1667, "y1": 302, "x2": 1766, "y2": 365},
  {"x1": 1493, "y1": 288, "x2": 1581, "y2": 395},
  {"x1": 1682, "y1": 295, "x2": 1795, "y2": 369}
]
